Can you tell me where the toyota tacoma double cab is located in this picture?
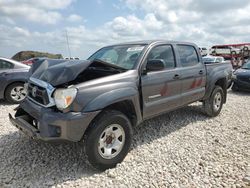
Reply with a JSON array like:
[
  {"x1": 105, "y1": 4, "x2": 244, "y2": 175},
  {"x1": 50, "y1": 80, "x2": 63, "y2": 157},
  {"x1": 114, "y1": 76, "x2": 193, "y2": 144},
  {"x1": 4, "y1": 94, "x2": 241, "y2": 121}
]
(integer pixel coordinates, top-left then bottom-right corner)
[{"x1": 9, "y1": 40, "x2": 232, "y2": 170}]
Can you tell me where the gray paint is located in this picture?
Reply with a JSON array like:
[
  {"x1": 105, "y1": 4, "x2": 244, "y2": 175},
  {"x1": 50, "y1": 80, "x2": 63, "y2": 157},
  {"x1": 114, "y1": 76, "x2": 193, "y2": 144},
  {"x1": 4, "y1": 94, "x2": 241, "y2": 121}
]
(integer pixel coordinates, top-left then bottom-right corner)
[{"x1": 10, "y1": 40, "x2": 232, "y2": 142}]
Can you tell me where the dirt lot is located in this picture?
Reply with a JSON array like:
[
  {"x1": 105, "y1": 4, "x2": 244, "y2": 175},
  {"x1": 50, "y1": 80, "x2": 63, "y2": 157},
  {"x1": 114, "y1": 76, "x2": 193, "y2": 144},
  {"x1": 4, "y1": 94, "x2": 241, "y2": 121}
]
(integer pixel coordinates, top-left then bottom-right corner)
[{"x1": 0, "y1": 91, "x2": 249, "y2": 187}]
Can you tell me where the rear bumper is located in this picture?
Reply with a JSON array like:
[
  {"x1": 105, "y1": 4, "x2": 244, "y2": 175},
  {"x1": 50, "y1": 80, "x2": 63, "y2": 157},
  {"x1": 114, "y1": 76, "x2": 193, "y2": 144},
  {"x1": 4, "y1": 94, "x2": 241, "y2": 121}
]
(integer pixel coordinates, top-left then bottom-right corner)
[{"x1": 9, "y1": 98, "x2": 100, "y2": 142}]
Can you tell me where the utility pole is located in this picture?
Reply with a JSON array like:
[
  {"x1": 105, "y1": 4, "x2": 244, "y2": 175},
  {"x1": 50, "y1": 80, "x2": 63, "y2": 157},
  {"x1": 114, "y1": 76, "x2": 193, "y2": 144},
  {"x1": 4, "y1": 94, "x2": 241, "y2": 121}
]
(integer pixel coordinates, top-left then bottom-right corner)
[{"x1": 65, "y1": 30, "x2": 71, "y2": 58}]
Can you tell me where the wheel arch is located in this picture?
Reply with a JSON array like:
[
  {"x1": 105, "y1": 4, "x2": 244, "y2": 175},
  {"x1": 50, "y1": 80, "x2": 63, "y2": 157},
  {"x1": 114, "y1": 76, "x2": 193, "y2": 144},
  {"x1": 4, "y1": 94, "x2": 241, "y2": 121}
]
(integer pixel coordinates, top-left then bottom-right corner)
[
  {"x1": 204, "y1": 77, "x2": 227, "y2": 103},
  {"x1": 214, "y1": 78, "x2": 227, "y2": 103},
  {"x1": 82, "y1": 99, "x2": 140, "y2": 142}
]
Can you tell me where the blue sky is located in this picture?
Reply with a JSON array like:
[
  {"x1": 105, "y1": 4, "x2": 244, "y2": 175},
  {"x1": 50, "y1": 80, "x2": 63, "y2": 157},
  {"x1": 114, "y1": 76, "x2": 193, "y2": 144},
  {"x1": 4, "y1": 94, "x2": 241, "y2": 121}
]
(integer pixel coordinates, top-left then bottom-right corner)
[{"x1": 0, "y1": 0, "x2": 250, "y2": 59}]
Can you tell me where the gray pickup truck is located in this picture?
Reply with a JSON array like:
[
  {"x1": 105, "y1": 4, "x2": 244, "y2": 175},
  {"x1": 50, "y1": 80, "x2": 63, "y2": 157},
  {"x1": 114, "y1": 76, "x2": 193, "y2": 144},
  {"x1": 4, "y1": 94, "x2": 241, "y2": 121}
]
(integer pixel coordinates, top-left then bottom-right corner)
[{"x1": 9, "y1": 40, "x2": 232, "y2": 170}]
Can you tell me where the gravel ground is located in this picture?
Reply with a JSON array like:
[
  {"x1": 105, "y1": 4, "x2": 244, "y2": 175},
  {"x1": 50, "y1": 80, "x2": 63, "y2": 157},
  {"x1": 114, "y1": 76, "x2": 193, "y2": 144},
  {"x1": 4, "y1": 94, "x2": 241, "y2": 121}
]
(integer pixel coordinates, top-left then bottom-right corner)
[{"x1": 0, "y1": 91, "x2": 249, "y2": 188}]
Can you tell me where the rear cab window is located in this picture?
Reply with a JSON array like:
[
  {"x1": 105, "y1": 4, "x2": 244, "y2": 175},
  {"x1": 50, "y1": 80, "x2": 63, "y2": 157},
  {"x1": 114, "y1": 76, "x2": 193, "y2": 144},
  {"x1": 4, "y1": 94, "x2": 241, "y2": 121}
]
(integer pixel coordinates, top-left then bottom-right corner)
[{"x1": 176, "y1": 45, "x2": 200, "y2": 67}]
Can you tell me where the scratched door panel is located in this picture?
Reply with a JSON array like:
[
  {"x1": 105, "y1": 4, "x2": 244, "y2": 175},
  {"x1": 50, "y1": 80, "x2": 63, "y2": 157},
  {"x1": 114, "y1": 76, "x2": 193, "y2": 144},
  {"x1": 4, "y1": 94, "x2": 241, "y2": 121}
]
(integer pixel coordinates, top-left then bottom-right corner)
[
  {"x1": 180, "y1": 63, "x2": 206, "y2": 105},
  {"x1": 141, "y1": 69, "x2": 182, "y2": 118},
  {"x1": 175, "y1": 44, "x2": 206, "y2": 106}
]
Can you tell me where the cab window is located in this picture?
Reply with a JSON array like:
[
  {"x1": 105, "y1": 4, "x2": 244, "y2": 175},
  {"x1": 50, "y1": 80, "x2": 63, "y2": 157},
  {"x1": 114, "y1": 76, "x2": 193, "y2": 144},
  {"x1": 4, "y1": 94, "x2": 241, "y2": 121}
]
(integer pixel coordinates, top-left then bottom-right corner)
[
  {"x1": 147, "y1": 45, "x2": 175, "y2": 69},
  {"x1": 177, "y1": 45, "x2": 199, "y2": 67}
]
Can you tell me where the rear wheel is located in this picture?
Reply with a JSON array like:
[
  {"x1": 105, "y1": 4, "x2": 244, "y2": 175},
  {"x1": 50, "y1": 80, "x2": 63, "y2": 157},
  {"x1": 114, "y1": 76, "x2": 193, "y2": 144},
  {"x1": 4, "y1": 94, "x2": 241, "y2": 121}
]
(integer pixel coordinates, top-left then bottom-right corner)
[
  {"x1": 84, "y1": 110, "x2": 133, "y2": 170},
  {"x1": 203, "y1": 86, "x2": 224, "y2": 117},
  {"x1": 5, "y1": 82, "x2": 27, "y2": 104}
]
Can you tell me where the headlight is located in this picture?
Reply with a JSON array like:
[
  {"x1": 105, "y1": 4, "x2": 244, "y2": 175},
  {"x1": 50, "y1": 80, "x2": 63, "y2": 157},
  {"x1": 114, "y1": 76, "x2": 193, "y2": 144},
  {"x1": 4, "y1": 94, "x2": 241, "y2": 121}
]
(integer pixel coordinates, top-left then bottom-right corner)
[{"x1": 54, "y1": 88, "x2": 77, "y2": 110}]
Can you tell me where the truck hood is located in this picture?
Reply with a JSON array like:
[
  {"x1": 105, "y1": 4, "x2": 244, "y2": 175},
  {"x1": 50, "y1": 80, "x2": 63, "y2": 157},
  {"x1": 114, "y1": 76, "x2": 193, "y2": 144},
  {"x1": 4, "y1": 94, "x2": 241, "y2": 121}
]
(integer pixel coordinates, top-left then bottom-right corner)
[{"x1": 29, "y1": 59, "x2": 126, "y2": 86}]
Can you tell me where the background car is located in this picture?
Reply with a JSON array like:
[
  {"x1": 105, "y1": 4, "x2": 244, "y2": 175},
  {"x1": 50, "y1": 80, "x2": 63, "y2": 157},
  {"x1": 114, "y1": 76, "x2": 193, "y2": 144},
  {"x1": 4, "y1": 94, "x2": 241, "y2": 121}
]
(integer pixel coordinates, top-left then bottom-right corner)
[
  {"x1": 22, "y1": 57, "x2": 48, "y2": 66},
  {"x1": 232, "y1": 60, "x2": 250, "y2": 91},
  {"x1": 202, "y1": 56, "x2": 225, "y2": 64},
  {"x1": 64, "y1": 57, "x2": 80, "y2": 60},
  {"x1": 0, "y1": 57, "x2": 29, "y2": 103},
  {"x1": 210, "y1": 46, "x2": 241, "y2": 55},
  {"x1": 199, "y1": 47, "x2": 208, "y2": 56}
]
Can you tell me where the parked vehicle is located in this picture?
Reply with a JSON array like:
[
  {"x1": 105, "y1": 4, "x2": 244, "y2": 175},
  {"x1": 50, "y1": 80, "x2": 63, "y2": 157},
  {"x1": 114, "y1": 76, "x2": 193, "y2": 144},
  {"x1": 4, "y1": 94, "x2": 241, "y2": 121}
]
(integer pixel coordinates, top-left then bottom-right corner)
[
  {"x1": 199, "y1": 47, "x2": 208, "y2": 57},
  {"x1": 202, "y1": 56, "x2": 225, "y2": 64},
  {"x1": 9, "y1": 40, "x2": 232, "y2": 170},
  {"x1": 210, "y1": 45, "x2": 241, "y2": 56},
  {"x1": 22, "y1": 57, "x2": 48, "y2": 66},
  {"x1": 0, "y1": 57, "x2": 29, "y2": 103},
  {"x1": 232, "y1": 60, "x2": 250, "y2": 91},
  {"x1": 64, "y1": 57, "x2": 80, "y2": 60}
]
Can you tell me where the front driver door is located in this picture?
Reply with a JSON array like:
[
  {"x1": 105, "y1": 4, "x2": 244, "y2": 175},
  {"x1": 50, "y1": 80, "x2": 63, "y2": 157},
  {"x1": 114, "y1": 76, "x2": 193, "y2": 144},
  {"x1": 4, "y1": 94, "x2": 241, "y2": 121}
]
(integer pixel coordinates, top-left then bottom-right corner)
[{"x1": 141, "y1": 44, "x2": 182, "y2": 119}]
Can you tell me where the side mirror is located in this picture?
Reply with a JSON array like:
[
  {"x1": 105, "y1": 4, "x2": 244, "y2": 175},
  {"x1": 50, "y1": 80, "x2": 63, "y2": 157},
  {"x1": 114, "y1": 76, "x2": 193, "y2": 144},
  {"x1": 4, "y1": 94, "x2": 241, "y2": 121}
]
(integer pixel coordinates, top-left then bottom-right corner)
[{"x1": 146, "y1": 59, "x2": 165, "y2": 72}]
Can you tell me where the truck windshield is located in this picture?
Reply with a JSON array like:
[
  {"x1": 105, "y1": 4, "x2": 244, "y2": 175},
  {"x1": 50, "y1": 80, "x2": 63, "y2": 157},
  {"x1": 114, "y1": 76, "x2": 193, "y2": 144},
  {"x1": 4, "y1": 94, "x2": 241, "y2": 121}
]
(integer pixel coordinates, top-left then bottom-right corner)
[{"x1": 88, "y1": 45, "x2": 146, "y2": 70}]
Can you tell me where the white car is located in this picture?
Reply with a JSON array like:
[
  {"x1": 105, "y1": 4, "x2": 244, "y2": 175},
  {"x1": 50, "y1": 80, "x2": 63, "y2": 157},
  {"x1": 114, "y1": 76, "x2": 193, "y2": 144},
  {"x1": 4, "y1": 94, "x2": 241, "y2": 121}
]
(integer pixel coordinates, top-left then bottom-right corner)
[
  {"x1": 199, "y1": 47, "x2": 208, "y2": 56},
  {"x1": 210, "y1": 46, "x2": 241, "y2": 55},
  {"x1": 202, "y1": 56, "x2": 225, "y2": 64}
]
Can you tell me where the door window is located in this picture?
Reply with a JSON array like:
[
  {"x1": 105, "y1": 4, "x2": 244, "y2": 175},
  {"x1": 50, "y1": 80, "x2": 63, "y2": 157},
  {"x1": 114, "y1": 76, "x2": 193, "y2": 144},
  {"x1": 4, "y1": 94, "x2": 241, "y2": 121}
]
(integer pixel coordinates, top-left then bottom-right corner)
[
  {"x1": 0, "y1": 60, "x2": 14, "y2": 69},
  {"x1": 147, "y1": 45, "x2": 175, "y2": 69},
  {"x1": 177, "y1": 45, "x2": 199, "y2": 67}
]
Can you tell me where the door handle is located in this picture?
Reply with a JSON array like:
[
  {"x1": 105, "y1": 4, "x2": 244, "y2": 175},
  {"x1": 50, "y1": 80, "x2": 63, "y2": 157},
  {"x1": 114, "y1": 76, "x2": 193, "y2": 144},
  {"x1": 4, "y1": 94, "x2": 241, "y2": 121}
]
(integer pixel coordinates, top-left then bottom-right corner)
[
  {"x1": 199, "y1": 70, "x2": 204, "y2": 75},
  {"x1": 173, "y1": 74, "x2": 180, "y2": 79}
]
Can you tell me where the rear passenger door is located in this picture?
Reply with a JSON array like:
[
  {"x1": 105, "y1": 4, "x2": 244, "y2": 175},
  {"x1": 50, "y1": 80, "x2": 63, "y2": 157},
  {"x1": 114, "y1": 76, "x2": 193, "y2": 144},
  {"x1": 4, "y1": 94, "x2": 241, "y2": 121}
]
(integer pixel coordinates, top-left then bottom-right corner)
[
  {"x1": 141, "y1": 44, "x2": 182, "y2": 118},
  {"x1": 175, "y1": 45, "x2": 206, "y2": 106}
]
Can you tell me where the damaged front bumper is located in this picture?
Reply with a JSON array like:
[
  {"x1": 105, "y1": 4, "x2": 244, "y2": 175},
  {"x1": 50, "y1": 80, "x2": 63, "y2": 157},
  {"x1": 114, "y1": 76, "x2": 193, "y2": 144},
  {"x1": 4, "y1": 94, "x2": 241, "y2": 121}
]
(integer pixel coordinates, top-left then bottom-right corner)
[{"x1": 9, "y1": 98, "x2": 100, "y2": 142}]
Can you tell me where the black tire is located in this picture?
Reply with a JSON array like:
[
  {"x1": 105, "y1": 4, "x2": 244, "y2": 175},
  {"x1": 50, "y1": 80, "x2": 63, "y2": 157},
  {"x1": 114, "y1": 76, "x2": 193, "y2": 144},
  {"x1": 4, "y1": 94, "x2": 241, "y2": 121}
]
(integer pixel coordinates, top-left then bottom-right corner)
[
  {"x1": 231, "y1": 83, "x2": 239, "y2": 92},
  {"x1": 231, "y1": 51, "x2": 236, "y2": 55},
  {"x1": 243, "y1": 46, "x2": 248, "y2": 52},
  {"x1": 203, "y1": 86, "x2": 224, "y2": 117},
  {"x1": 211, "y1": 51, "x2": 216, "y2": 56},
  {"x1": 5, "y1": 82, "x2": 26, "y2": 104},
  {"x1": 84, "y1": 110, "x2": 133, "y2": 171}
]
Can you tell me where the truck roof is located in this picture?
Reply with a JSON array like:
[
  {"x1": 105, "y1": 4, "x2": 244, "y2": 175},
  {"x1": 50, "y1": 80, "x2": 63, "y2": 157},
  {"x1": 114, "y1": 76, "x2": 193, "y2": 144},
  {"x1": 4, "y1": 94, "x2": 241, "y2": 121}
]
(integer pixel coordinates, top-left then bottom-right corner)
[{"x1": 108, "y1": 40, "x2": 197, "y2": 47}]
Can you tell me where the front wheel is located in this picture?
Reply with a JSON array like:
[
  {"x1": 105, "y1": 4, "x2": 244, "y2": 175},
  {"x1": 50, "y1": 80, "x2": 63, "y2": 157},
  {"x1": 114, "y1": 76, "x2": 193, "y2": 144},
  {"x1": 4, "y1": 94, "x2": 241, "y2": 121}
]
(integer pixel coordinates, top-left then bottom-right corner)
[
  {"x1": 84, "y1": 110, "x2": 133, "y2": 170},
  {"x1": 203, "y1": 86, "x2": 224, "y2": 117}
]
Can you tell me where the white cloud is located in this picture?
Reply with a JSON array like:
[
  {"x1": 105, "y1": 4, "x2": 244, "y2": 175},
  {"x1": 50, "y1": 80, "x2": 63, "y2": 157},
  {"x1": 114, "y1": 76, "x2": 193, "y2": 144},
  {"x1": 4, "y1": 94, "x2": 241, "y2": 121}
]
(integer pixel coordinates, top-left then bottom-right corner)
[
  {"x1": 67, "y1": 14, "x2": 83, "y2": 22},
  {"x1": 1, "y1": 0, "x2": 250, "y2": 58},
  {"x1": 0, "y1": 0, "x2": 74, "y2": 24}
]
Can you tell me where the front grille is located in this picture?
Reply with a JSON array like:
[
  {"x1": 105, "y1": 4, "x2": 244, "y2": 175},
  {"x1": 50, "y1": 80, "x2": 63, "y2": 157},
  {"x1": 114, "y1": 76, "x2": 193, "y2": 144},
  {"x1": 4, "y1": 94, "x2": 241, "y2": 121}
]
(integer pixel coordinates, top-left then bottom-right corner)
[{"x1": 28, "y1": 83, "x2": 50, "y2": 105}]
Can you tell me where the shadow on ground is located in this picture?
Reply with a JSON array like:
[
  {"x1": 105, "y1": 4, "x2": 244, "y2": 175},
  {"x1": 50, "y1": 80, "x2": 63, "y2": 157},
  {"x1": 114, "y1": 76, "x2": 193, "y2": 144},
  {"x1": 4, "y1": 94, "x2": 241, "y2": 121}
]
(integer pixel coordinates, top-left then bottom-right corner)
[
  {"x1": 227, "y1": 89, "x2": 250, "y2": 96},
  {"x1": 0, "y1": 104, "x2": 209, "y2": 186},
  {"x1": 0, "y1": 99, "x2": 14, "y2": 106}
]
